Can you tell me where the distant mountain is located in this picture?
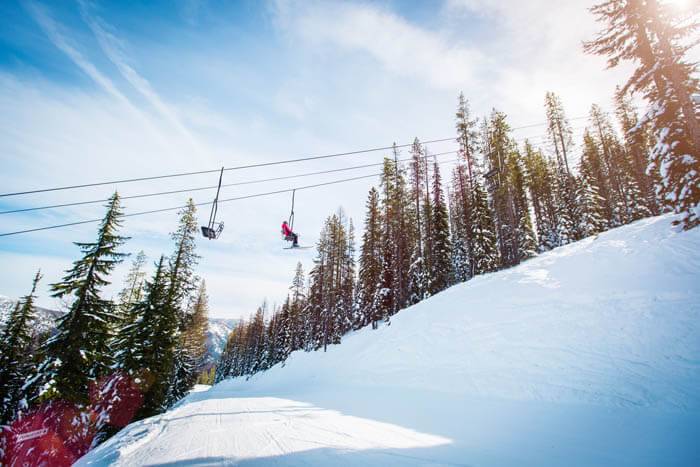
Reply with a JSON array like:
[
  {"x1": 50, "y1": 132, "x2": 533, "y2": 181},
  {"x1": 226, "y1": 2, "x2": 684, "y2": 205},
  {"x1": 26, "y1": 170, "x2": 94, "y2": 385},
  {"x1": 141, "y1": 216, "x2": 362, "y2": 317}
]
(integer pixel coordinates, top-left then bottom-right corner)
[
  {"x1": 0, "y1": 295, "x2": 238, "y2": 366},
  {"x1": 0, "y1": 294, "x2": 64, "y2": 339},
  {"x1": 205, "y1": 318, "x2": 240, "y2": 367}
]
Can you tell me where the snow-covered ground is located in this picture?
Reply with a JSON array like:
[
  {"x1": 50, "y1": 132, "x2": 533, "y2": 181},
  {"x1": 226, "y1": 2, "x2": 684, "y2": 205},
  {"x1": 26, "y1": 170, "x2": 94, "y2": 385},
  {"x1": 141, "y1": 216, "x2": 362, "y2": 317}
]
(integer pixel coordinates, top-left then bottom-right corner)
[{"x1": 78, "y1": 215, "x2": 700, "y2": 466}]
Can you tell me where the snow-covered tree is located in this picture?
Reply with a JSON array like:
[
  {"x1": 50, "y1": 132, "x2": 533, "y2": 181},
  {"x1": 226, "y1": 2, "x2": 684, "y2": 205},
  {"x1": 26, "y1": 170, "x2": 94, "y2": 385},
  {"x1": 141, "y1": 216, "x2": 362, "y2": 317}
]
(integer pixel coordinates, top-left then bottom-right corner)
[
  {"x1": 34, "y1": 193, "x2": 128, "y2": 405},
  {"x1": 585, "y1": 0, "x2": 700, "y2": 228},
  {"x1": 0, "y1": 271, "x2": 41, "y2": 425}
]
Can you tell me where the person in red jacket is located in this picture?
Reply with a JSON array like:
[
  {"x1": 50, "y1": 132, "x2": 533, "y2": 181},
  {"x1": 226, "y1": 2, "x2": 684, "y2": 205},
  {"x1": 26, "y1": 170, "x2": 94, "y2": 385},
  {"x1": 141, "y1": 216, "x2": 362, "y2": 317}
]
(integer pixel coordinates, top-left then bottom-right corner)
[{"x1": 281, "y1": 220, "x2": 298, "y2": 247}]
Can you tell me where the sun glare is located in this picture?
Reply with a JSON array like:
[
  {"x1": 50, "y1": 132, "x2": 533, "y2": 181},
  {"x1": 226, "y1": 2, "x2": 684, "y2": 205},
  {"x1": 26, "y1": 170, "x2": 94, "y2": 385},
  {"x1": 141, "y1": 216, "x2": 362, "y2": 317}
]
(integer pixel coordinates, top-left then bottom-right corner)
[{"x1": 662, "y1": 0, "x2": 692, "y2": 10}]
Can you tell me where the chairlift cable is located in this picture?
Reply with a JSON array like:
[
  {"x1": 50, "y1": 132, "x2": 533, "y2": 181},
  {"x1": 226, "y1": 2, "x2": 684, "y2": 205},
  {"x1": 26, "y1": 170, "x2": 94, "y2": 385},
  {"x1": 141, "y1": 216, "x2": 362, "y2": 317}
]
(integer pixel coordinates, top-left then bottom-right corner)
[
  {"x1": 0, "y1": 150, "x2": 459, "y2": 216},
  {"x1": 0, "y1": 158, "x2": 461, "y2": 237},
  {"x1": 0, "y1": 115, "x2": 595, "y2": 199}
]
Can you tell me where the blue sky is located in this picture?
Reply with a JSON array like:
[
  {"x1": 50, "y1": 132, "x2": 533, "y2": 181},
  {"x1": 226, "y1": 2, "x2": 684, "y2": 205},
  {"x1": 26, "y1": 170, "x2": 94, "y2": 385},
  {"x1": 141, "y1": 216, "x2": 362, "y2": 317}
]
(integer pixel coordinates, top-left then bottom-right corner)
[{"x1": 1, "y1": 0, "x2": 665, "y2": 318}]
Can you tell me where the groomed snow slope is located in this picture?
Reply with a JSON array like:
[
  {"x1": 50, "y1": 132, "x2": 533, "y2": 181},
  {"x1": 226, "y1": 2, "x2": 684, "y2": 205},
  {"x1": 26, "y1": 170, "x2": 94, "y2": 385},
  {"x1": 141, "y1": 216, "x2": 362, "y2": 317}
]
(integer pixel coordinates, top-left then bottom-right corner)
[{"x1": 79, "y1": 215, "x2": 700, "y2": 466}]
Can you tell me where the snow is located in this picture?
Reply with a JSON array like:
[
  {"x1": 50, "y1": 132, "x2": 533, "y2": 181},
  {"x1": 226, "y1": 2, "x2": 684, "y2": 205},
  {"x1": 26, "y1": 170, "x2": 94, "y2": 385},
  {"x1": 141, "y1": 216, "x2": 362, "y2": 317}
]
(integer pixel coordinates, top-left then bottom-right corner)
[
  {"x1": 189, "y1": 384, "x2": 211, "y2": 394},
  {"x1": 78, "y1": 215, "x2": 700, "y2": 466}
]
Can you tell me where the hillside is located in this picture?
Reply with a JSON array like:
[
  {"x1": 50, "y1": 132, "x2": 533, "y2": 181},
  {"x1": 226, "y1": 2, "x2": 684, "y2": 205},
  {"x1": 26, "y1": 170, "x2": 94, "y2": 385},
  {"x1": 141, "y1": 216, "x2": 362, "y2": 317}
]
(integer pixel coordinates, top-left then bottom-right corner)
[{"x1": 78, "y1": 214, "x2": 700, "y2": 466}]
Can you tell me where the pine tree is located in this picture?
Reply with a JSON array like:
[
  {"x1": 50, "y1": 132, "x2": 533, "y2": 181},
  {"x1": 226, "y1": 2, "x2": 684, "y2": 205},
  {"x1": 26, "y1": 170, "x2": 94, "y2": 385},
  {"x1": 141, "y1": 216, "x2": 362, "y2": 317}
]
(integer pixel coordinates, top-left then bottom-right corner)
[
  {"x1": 615, "y1": 88, "x2": 659, "y2": 214},
  {"x1": 98, "y1": 256, "x2": 169, "y2": 428},
  {"x1": 470, "y1": 182, "x2": 499, "y2": 275},
  {"x1": 115, "y1": 257, "x2": 168, "y2": 381},
  {"x1": 575, "y1": 175, "x2": 607, "y2": 238},
  {"x1": 116, "y1": 251, "x2": 148, "y2": 315},
  {"x1": 588, "y1": 104, "x2": 631, "y2": 225},
  {"x1": 357, "y1": 188, "x2": 382, "y2": 329},
  {"x1": 306, "y1": 210, "x2": 355, "y2": 351},
  {"x1": 248, "y1": 305, "x2": 267, "y2": 374},
  {"x1": 456, "y1": 93, "x2": 480, "y2": 192},
  {"x1": 522, "y1": 142, "x2": 561, "y2": 251},
  {"x1": 585, "y1": 0, "x2": 700, "y2": 228},
  {"x1": 483, "y1": 110, "x2": 521, "y2": 267},
  {"x1": 449, "y1": 164, "x2": 472, "y2": 281},
  {"x1": 165, "y1": 199, "x2": 200, "y2": 323},
  {"x1": 0, "y1": 271, "x2": 41, "y2": 425},
  {"x1": 428, "y1": 160, "x2": 452, "y2": 294},
  {"x1": 451, "y1": 94, "x2": 482, "y2": 281},
  {"x1": 374, "y1": 159, "x2": 398, "y2": 326},
  {"x1": 111, "y1": 251, "x2": 148, "y2": 378},
  {"x1": 580, "y1": 129, "x2": 614, "y2": 226},
  {"x1": 545, "y1": 92, "x2": 575, "y2": 176},
  {"x1": 34, "y1": 193, "x2": 128, "y2": 405},
  {"x1": 162, "y1": 199, "x2": 200, "y2": 408},
  {"x1": 554, "y1": 165, "x2": 582, "y2": 244},
  {"x1": 544, "y1": 95, "x2": 582, "y2": 243},
  {"x1": 506, "y1": 149, "x2": 537, "y2": 262},
  {"x1": 166, "y1": 281, "x2": 209, "y2": 406},
  {"x1": 288, "y1": 263, "x2": 307, "y2": 351},
  {"x1": 407, "y1": 140, "x2": 429, "y2": 304},
  {"x1": 389, "y1": 146, "x2": 413, "y2": 311}
]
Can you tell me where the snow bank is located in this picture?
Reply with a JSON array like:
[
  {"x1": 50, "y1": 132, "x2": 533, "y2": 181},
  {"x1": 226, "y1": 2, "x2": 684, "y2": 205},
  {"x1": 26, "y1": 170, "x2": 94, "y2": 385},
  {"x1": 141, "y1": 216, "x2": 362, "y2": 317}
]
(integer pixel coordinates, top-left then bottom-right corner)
[{"x1": 78, "y1": 215, "x2": 700, "y2": 466}]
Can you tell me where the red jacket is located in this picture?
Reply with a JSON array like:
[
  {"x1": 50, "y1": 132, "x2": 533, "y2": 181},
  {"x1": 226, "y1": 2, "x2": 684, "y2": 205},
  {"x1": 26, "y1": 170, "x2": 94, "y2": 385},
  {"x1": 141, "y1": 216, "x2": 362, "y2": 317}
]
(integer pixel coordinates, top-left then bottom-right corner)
[{"x1": 282, "y1": 223, "x2": 293, "y2": 236}]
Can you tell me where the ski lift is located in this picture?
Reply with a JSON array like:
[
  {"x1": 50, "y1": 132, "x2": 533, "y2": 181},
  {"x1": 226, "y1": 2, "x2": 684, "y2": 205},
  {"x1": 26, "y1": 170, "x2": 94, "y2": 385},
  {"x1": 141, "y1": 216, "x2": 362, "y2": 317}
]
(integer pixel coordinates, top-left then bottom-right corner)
[
  {"x1": 281, "y1": 189, "x2": 311, "y2": 249},
  {"x1": 282, "y1": 189, "x2": 297, "y2": 243},
  {"x1": 201, "y1": 167, "x2": 225, "y2": 240}
]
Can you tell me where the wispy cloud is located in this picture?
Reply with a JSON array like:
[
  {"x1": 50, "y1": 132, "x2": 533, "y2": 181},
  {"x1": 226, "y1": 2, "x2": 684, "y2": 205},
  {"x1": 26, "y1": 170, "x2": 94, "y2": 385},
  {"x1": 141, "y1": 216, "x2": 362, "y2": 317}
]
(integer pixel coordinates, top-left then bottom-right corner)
[
  {"x1": 23, "y1": 0, "x2": 165, "y2": 142},
  {"x1": 273, "y1": 0, "x2": 485, "y2": 90},
  {"x1": 78, "y1": 0, "x2": 202, "y2": 154}
]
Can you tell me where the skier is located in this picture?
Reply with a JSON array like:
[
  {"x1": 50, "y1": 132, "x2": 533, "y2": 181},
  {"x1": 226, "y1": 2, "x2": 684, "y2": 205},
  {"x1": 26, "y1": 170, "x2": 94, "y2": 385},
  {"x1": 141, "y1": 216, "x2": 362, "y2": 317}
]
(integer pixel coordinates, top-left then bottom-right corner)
[{"x1": 281, "y1": 220, "x2": 299, "y2": 247}]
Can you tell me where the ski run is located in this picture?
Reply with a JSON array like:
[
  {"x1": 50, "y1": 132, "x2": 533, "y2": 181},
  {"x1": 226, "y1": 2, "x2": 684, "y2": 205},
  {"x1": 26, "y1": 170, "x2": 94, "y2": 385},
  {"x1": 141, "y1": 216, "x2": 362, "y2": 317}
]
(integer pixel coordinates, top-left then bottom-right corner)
[{"x1": 78, "y1": 214, "x2": 700, "y2": 466}]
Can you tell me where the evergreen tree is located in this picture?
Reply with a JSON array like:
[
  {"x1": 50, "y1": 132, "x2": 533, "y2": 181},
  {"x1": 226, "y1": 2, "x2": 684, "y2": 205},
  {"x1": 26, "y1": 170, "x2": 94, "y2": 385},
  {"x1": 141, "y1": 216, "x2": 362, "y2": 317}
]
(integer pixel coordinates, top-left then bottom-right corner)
[
  {"x1": 306, "y1": 211, "x2": 355, "y2": 350},
  {"x1": 407, "y1": 140, "x2": 429, "y2": 304},
  {"x1": 456, "y1": 93, "x2": 480, "y2": 192},
  {"x1": 506, "y1": 149, "x2": 537, "y2": 262},
  {"x1": 428, "y1": 160, "x2": 452, "y2": 294},
  {"x1": 544, "y1": 95, "x2": 582, "y2": 243},
  {"x1": 162, "y1": 199, "x2": 200, "y2": 408},
  {"x1": 356, "y1": 188, "x2": 382, "y2": 329},
  {"x1": 116, "y1": 251, "x2": 148, "y2": 315},
  {"x1": 165, "y1": 199, "x2": 200, "y2": 323},
  {"x1": 374, "y1": 159, "x2": 398, "y2": 326},
  {"x1": 585, "y1": 0, "x2": 700, "y2": 228},
  {"x1": 483, "y1": 110, "x2": 520, "y2": 267},
  {"x1": 449, "y1": 164, "x2": 472, "y2": 281},
  {"x1": 34, "y1": 193, "x2": 128, "y2": 405},
  {"x1": 389, "y1": 146, "x2": 413, "y2": 311},
  {"x1": 469, "y1": 182, "x2": 499, "y2": 275},
  {"x1": 554, "y1": 165, "x2": 582, "y2": 244},
  {"x1": 522, "y1": 142, "x2": 561, "y2": 251},
  {"x1": 451, "y1": 93, "x2": 482, "y2": 280},
  {"x1": 0, "y1": 271, "x2": 41, "y2": 425},
  {"x1": 114, "y1": 257, "x2": 168, "y2": 381},
  {"x1": 96, "y1": 257, "x2": 169, "y2": 429},
  {"x1": 288, "y1": 263, "x2": 307, "y2": 352},
  {"x1": 580, "y1": 129, "x2": 615, "y2": 226},
  {"x1": 545, "y1": 91, "x2": 575, "y2": 175},
  {"x1": 615, "y1": 88, "x2": 659, "y2": 214},
  {"x1": 166, "y1": 281, "x2": 209, "y2": 406}
]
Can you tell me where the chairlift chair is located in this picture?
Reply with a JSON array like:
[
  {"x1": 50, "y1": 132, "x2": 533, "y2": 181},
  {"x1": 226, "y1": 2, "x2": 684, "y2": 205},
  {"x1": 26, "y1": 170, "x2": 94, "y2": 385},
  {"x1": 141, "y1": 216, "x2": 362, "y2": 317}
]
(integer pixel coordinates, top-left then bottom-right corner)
[{"x1": 201, "y1": 167, "x2": 225, "y2": 240}]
